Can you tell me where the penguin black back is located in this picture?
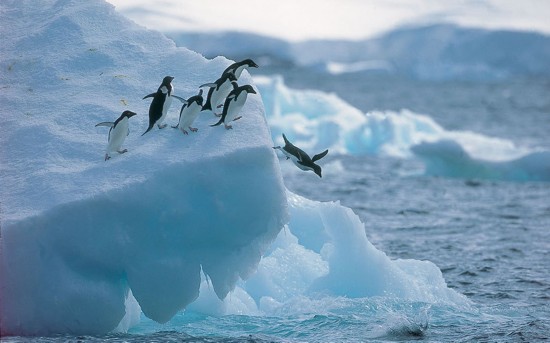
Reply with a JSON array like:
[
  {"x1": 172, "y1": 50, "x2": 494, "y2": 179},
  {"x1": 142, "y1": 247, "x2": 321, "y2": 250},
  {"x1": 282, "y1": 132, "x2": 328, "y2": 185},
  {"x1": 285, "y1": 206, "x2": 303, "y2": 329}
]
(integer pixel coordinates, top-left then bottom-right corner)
[
  {"x1": 222, "y1": 59, "x2": 259, "y2": 78},
  {"x1": 201, "y1": 72, "x2": 237, "y2": 111},
  {"x1": 142, "y1": 76, "x2": 174, "y2": 136}
]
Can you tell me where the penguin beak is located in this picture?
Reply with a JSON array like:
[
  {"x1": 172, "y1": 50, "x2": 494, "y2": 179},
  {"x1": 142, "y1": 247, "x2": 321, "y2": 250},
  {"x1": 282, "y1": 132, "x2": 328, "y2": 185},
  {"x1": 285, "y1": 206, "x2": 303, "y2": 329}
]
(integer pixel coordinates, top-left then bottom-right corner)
[
  {"x1": 251, "y1": 61, "x2": 259, "y2": 68},
  {"x1": 249, "y1": 88, "x2": 257, "y2": 94},
  {"x1": 129, "y1": 111, "x2": 137, "y2": 118}
]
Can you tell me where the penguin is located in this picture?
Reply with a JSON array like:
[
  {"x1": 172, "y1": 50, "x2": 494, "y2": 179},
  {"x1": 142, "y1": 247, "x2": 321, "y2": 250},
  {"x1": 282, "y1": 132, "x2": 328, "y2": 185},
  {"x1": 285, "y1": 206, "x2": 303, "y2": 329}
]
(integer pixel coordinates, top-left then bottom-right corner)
[
  {"x1": 142, "y1": 75, "x2": 174, "y2": 136},
  {"x1": 273, "y1": 134, "x2": 329, "y2": 178},
  {"x1": 210, "y1": 83, "x2": 256, "y2": 130},
  {"x1": 171, "y1": 89, "x2": 204, "y2": 135},
  {"x1": 200, "y1": 72, "x2": 237, "y2": 114},
  {"x1": 221, "y1": 59, "x2": 259, "y2": 79},
  {"x1": 95, "y1": 110, "x2": 137, "y2": 161}
]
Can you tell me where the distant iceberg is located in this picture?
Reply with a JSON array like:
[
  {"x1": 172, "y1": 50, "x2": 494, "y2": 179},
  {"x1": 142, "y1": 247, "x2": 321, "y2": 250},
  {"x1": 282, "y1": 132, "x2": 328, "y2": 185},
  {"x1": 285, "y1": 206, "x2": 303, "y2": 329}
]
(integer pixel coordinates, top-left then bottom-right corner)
[
  {"x1": 257, "y1": 75, "x2": 550, "y2": 182},
  {"x1": 170, "y1": 25, "x2": 550, "y2": 80}
]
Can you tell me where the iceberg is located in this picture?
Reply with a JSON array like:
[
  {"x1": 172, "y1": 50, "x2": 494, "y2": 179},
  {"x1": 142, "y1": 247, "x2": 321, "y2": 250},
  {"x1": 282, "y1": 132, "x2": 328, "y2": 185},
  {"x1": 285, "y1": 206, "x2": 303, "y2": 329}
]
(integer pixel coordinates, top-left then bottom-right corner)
[
  {"x1": 0, "y1": 0, "x2": 287, "y2": 336},
  {"x1": 412, "y1": 140, "x2": 550, "y2": 182},
  {"x1": 1, "y1": 0, "x2": 468, "y2": 337},
  {"x1": 257, "y1": 75, "x2": 550, "y2": 182}
]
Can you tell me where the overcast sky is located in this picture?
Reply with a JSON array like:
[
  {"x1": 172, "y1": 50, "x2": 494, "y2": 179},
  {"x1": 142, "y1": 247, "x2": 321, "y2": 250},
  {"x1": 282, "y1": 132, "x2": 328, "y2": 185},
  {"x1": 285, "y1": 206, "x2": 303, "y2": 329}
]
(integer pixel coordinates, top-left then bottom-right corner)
[{"x1": 107, "y1": 0, "x2": 550, "y2": 41}]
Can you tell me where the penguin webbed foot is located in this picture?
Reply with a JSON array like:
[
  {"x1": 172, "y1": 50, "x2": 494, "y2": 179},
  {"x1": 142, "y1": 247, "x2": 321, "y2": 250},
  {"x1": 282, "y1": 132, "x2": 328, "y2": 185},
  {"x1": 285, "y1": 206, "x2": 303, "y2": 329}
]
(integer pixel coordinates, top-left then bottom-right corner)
[
  {"x1": 189, "y1": 126, "x2": 198, "y2": 132},
  {"x1": 104, "y1": 154, "x2": 111, "y2": 161},
  {"x1": 224, "y1": 124, "x2": 233, "y2": 130},
  {"x1": 117, "y1": 149, "x2": 128, "y2": 154},
  {"x1": 181, "y1": 128, "x2": 189, "y2": 135},
  {"x1": 158, "y1": 123, "x2": 167, "y2": 129}
]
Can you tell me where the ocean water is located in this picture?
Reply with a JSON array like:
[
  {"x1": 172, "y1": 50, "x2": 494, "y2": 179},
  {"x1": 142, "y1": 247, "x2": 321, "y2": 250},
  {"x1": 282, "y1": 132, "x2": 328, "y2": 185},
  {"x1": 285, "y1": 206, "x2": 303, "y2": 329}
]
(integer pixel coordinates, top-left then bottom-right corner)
[{"x1": 4, "y1": 71, "x2": 549, "y2": 342}]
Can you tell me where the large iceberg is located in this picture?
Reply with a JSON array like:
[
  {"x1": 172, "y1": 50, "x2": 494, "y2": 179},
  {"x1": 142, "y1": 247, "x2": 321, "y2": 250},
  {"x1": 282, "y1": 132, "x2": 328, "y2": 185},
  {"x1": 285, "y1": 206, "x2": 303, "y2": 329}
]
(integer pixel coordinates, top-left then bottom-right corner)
[
  {"x1": 1, "y1": 0, "x2": 467, "y2": 336},
  {"x1": 0, "y1": 0, "x2": 287, "y2": 335}
]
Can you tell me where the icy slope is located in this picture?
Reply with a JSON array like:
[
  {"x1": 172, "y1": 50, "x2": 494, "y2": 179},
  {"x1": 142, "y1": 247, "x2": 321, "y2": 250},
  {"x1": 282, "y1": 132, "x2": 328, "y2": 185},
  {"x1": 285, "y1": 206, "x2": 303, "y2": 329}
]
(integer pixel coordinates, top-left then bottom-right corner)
[{"x1": 0, "y1": 0, "x2": 286, "y2": 335}]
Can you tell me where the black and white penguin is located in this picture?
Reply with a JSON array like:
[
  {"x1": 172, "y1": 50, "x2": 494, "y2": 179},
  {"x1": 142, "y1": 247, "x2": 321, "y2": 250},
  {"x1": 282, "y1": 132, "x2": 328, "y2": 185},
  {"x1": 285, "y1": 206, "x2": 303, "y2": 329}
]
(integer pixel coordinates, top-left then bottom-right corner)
[
  {"x1": 221, "y1": 59, "x2": 259, "y2": 79},
  {"x1": 142, "y1": 75, "x2": 174, "y2": 136},
  {"x1": 171, "y1": 89, "x2": 204, "y2": 135},
  {"x1": 273, "y1": 134, "x2": 329, "y2": 178},
  {"x1": 95, "y1": 110, "x2": 137, "y2": 161},
  {"x1": 200, "y1": 72, "x2": 237, "y2": 114},
  {"x1": 210, "y1": 83, "x2": 256, "y2": 130}
]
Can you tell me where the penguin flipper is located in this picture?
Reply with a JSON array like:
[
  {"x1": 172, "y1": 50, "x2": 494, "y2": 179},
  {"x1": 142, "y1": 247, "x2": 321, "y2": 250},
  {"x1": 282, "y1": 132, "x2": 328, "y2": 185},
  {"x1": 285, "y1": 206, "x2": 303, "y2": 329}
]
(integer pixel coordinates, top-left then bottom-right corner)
[
  {"x1": 312, "y1": 149, "x2": 329, "y2": 162},
  {"x1": 142, "y1": 93, "x2": 156, "y2": 100},
  {"x1": 172, "y1": 95, "x2": 187, "y2": 103},
  {"x1": 199, "y1": 82, "x2": 217, "y2": 89},
  {"x1": 282, "y1": 133, "x2": 290, "y2": 145},
  {"x1": 210, "y1": 116, "x2": 224, "y2": 127},
  {"x1": 95, "y1": 121, "x2": 114, "y2": 128},
  {"x1": 296, "y1": 150, "x2": 304, "y2": 163}
]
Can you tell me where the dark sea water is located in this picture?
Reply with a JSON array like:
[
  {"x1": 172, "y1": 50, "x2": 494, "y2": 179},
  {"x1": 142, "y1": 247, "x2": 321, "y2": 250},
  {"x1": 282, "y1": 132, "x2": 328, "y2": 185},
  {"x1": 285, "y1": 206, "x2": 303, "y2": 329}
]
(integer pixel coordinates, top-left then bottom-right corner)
[{"x1": 4, "y1": 71, "x2": 549, "y2": 342}]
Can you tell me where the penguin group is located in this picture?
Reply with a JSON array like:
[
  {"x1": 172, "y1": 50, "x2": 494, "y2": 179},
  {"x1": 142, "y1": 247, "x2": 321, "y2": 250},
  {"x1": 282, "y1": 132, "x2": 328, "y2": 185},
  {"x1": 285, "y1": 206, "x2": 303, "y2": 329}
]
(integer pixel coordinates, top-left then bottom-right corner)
[
  {"x1": 96, "y1": 58, "x2": 328, "y2": 177},
  {"x1": 95, "y1": 59, "x2": 258, "y2": 160}
]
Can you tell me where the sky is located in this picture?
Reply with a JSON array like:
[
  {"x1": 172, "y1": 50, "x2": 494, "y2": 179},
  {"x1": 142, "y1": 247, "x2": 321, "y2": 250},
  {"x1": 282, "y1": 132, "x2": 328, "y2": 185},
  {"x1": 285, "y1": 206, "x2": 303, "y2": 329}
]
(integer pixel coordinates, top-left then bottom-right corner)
[{"x1": 107, "y1": 0, "x2": 550, "y2": 42}]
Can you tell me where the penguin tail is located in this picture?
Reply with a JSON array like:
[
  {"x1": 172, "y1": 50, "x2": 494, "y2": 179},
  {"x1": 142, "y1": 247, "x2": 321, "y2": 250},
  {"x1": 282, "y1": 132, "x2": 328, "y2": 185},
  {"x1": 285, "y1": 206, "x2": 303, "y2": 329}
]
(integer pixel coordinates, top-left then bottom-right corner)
[
  {"x1": 210, "y1": 116, "x2": 224, "y2": 127},
  {"x1": 141, "y1": 124, "x2": 154, "y2": 136}
]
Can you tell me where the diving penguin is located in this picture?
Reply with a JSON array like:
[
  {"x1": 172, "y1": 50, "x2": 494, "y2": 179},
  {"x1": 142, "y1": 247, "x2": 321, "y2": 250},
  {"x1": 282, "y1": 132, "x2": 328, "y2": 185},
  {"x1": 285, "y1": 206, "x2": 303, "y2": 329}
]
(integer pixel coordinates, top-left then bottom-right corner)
[
  {"x1": 221, "y1": 59, "x2": 259, "y2": 79},
  {"x1": 273, "y1": 133, "x2": 329, "y2": 178},
  {"x1": 95, "y1": 110, "x2": 137, "y2": 161},
  {"x1": 210, "y1": 83, "x2": 256, "y2": 130},
  {"x1": 171, "y1": 89, "x2": 204, "y2": 135},
  {"x1": 142, "y1": 75, "x2": 174, "y2": 136},
  {"x1": 200, "y1": 72, "x2": 237, "y2": 114}
]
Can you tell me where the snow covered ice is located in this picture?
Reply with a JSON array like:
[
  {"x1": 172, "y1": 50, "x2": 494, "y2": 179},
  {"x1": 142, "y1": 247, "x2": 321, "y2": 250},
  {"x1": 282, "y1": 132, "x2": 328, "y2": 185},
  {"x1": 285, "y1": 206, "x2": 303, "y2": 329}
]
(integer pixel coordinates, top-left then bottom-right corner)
[
  {"x1": 1, "y1": 0, "x2": 287, "y2": 335},
  {"x1": 0, "y1": 0, "x2": 485, "y2": 337}
]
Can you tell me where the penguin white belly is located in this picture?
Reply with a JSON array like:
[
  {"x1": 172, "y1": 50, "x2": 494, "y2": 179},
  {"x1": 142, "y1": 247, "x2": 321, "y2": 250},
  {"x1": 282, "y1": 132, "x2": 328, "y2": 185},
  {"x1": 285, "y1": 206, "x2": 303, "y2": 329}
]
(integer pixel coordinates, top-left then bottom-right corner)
[
  {"x1": 107, "y1": 118, "x2": 129, "y2": 152},
  {"x1": 234, "y1": 65, "x2": 245, "y2": 78},
  {"x1": 179, "y1": 102, "x2": 202, "y2": 128},
  {"x1": 225, "y1": 93, "x2": 247, "y2": 122},
  {"x1": 211, "y1": 82, "x2": 232, "y2": 108},
  {"x1": 280, "y1": 148, "x2": 312, "y2": 171},
  {"x1": 157, "y1": 84, "x2": 173, "y2": 125}
]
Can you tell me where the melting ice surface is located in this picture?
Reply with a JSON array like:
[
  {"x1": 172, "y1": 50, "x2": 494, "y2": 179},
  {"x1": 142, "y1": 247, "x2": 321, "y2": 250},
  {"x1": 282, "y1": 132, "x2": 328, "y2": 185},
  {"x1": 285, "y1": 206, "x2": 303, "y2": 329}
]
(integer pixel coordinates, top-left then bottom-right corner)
[
  {"x1": 257, "y1": 75, "x2": 550, "y2": 182},
  {"x1": 0, "y1": 0, "x2": 473, "y2": 337}
]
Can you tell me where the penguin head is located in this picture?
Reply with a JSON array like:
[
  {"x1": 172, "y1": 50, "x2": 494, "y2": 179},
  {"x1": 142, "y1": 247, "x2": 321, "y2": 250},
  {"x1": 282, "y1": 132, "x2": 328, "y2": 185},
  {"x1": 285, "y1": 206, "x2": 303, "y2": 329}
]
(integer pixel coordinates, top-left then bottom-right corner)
[
  {"x1": 243, "y1": 59, "x2": 259, "y2": 68},
  {"x1": 162, "y1": 76, "x2": 174, "y2": 85},
  {"x1": 122, "y1": 110, "x2": 137, "y2": 119},
  {"x1": 242, "y1": 84, "x2": 257, "y2": 94},
  {"x1": 194, "y1": 89, "x2": 204, "y2": 106},
  {"x1": 312, "y1": 164, "x2": 322, "y2": 178}
]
